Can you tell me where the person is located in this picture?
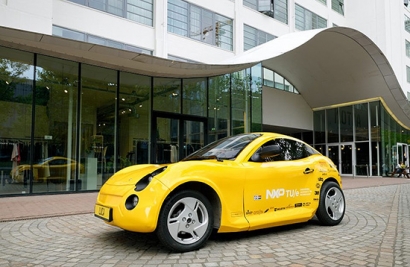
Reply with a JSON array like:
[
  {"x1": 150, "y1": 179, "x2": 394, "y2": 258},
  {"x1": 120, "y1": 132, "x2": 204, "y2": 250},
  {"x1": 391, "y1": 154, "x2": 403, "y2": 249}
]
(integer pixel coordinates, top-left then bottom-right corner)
[
  {"x1": 398, "y1": 162, "x2": 409, "y2": 178},
  {"x1": 391, "y1": 162, "x2": 409, "y2": 178}
]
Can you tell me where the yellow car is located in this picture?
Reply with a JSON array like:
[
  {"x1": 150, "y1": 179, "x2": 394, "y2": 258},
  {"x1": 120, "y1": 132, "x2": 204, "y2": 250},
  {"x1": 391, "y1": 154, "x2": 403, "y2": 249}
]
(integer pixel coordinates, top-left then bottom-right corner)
[
  {"x1": 95, "y1": 132, "x2": 345, "y2": 252},
  {"x1": 11, "y1": 156, "x2": 84, "y2": 183}
]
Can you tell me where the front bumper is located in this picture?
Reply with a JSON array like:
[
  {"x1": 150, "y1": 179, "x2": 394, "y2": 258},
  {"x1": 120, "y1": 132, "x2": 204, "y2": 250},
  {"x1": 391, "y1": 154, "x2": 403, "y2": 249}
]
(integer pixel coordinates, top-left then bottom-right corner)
[{"x1": 95, "y1": 179, "x2": 170, "y2": 233}]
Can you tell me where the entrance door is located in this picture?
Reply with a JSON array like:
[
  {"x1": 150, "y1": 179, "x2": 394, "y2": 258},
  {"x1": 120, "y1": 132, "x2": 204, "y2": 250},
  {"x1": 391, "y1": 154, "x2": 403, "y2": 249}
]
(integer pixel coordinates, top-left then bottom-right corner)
[
  {"x1": 327, "y1": 143, "x2": 354, "y2": 176},
  {"x1": 152, "y1": 113, "x2": 206, "y2": 164},
  {"x1": 394, "y1": 143, "x2": 409, "y2": 167}
]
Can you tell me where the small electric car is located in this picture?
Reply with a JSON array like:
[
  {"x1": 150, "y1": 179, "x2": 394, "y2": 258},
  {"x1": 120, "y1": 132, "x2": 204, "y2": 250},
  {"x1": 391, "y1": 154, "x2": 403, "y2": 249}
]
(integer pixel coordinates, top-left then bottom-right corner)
[{"x1": 95, "y1": 132, "x2": 345, "y2": 252}]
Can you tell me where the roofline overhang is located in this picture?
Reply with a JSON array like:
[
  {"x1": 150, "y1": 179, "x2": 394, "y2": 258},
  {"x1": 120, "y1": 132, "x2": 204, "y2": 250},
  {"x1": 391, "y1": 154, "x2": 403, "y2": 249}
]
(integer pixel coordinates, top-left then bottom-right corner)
[{"x1": 1, "y1": 26, "x2": 410, "y2": 129}]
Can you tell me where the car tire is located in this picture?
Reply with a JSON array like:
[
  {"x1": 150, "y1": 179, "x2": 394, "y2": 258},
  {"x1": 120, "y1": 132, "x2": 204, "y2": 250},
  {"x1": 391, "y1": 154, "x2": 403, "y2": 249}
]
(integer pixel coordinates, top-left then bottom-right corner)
[
  {"x1": 316, "y1": 181, "x2": 345, "y2": 226},
  {"x1": 156, "y1": 190, "x2": 213, "y2": 252}
]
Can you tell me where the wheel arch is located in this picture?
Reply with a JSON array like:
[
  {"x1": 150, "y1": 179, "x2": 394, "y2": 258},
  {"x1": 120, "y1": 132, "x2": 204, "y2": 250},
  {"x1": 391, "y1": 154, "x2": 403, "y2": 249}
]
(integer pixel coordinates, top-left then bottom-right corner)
[
  {"x1": 162, "y1": 181, "x2": 222, "y2": 230},
  {"x1": 323, "y1": 177, "x2": 342, "y2": 188}
]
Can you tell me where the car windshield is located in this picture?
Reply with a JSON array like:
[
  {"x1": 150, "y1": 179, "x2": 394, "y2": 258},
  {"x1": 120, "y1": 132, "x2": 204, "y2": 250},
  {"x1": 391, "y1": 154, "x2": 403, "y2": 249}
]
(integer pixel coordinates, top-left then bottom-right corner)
[
  {"x1": 36, "y1": 157, "x2": 53, "y2": 164},
  {"x1": 182, "y1": 133, "x2": 262, "y2": 161}
]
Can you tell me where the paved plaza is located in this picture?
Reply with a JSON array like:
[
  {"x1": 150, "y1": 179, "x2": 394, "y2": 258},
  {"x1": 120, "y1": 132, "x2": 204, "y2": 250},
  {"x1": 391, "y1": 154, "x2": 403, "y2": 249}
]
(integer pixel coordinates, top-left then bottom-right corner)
[{"x1": 0, "y1": 177, "x2": 409, "y2": 266}]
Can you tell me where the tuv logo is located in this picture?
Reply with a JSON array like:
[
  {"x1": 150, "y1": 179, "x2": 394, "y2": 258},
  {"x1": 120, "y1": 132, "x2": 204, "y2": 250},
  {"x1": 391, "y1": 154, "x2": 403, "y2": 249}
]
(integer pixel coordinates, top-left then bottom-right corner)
[{"x1": 266, "y1": 188, "x2": 285, "y2": 199}]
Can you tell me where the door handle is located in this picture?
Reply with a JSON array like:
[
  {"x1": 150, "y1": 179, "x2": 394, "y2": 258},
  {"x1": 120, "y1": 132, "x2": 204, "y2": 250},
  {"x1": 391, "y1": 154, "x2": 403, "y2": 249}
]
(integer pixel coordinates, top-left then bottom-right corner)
[{"x1": 303, "y1": 168, "x2": 314, "y2": 174}]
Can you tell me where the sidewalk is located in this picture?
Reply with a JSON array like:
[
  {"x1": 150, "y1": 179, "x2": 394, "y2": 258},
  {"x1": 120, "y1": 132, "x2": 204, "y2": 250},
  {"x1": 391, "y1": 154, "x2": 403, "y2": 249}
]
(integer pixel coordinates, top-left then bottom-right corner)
[{"x1": 0, "y1": 176, "x2": 409, "y2": 222}]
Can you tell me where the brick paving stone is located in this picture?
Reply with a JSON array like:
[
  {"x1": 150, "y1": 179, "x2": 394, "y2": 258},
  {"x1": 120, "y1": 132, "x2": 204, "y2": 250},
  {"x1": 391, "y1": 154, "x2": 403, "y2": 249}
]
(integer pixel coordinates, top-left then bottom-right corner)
[{"x1": 0, "y1": 179, "x2": 409, "y2": 266}]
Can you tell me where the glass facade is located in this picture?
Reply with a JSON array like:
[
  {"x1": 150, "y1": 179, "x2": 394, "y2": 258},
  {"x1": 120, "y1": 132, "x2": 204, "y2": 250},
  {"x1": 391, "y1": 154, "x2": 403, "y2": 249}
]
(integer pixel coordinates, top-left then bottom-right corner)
[
  {"x1": 0, "y1": 46, "x2": 262, "y2": 196},
  {"x1": 314, "y1": 100, "x2": 410, "y2": 177}
]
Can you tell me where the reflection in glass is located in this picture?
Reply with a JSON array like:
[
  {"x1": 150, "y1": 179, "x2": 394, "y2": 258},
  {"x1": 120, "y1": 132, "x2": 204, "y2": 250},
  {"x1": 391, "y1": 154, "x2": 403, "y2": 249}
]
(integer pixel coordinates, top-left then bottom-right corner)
[
  {"x1": 155, "y1": 117, "x2": 179, "y2": 164},
  {"x1": 354, "y1": 103, "x2": 369, "y2": 141},
  {"x1": 208, "y1": 75, "x2": 230, "y2": 142},
  {"x1": 314, "y1": 110, "x2": 326, "y2": 144},
  {"x1": 327, "y1": 108, "x2": 339, "y2": 143},
  {"x1": 0, "y1": 48, "x2": 34, "y2": 195},
  {"x1": 355, "y1": 142, "x2": 370, "y2": 176},
  {"x1": 184, "y1": 120, "x2": 204, "y2": 158},
  {"x1": 119, "y1": 72, "x2": 151, "y2": 165},
  {"x1": 341, "y1": 144, "x2": 352, "y2": 174},
  {"x1": 340, "y1": 106, "x2": 353, "y2": 142},
  {"x1": 81, "y1": 64, "x2": 117, "y2": 188},
  {"x1": 231, "y1": 70, "x2": 250, "y2": 135},
  {"x1": 251, "y1": 64, "x2": 262, "y2": 132},
  {"x1": 327, "y1": 145, "x2": 339, "y2": 171},
  {"x1": 153, "y1": 78, "x2": 181, "y2": 113},
  {"x1": 183, "y1": 78, "x2": 207, "y2": 116},
  {"x1": 34, "y1": 55, "x2": 79, "y2": 193}
]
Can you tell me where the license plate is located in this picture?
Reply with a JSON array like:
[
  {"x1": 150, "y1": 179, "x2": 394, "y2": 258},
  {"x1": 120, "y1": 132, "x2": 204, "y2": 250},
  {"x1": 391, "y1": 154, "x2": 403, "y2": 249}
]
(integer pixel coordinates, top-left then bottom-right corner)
[{"x1": 94, "y1": 204, "x2": 112, "y2": 222}]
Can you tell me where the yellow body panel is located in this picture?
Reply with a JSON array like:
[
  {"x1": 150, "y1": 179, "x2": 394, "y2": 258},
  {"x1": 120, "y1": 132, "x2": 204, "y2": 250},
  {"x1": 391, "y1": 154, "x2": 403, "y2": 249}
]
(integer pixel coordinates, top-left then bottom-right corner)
[{"x1": 96, "y1": 178, "x2": 170, "y2": 232}]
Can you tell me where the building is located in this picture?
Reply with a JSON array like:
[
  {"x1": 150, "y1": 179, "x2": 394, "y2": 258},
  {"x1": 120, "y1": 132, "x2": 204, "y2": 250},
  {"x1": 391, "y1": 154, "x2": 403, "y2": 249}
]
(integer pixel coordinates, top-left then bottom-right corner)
[{"x1": 1, "y1": 0, "x2": 410, "y2": 196}]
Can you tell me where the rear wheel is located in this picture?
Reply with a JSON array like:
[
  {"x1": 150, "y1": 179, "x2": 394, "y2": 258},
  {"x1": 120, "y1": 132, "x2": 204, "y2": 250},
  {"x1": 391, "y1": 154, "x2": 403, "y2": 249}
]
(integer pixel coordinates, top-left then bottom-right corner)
[
  {"x1": 316, "y1": 181, "x2": 345, "y2": 226},
  {"x1": 156, "y1": 190, "x2": 213, "y2": 252}
]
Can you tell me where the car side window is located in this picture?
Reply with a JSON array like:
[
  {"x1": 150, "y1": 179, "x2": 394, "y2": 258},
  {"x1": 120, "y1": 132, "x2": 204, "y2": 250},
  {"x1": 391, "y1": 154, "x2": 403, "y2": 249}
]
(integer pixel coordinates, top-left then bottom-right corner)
[
  {"x1": 51, "y1": 159, "x2": 65, "y2": 165},
  {"x1": 249, "y1": 138, "x2": 314, "y2": 162},
  {"x1": 249, "y1": 140, "x2": 278, "y2": 162},
  {"x1": 274, "y1": 138, "x2": 311, "y2": 161}
]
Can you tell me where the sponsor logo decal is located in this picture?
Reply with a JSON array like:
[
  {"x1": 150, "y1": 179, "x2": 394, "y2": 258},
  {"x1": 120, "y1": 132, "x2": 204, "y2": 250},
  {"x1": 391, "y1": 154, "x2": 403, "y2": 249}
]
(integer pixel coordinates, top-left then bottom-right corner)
[
  {"x1": 295, "y1": 202, "x2": 311, "y2": 208},
  {"x1": 299, "y1": 188, "x2": 312, "y2": 196},
  {"x1": 266, "y1": 188, "x2": 312, "y2": 199},
  {"x1": 266, "y1": 188, "x2": 285, "y2": 199},
  {"x1": 254, "y1": 195, "x2": 262, "y2": 200},
  {"x1": 246, "y1": 210, "x2": 264, "y2": 215}
]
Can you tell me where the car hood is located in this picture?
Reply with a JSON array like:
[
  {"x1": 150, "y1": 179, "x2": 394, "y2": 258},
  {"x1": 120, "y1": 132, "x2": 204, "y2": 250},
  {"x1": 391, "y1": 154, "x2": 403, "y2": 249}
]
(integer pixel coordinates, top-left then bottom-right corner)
[
  {"x1": 105, "y1": 164, "x2": 168, "y2": 186},
  {"x1": 105, "y1": 160, "x2": 237, "y2": 186}
]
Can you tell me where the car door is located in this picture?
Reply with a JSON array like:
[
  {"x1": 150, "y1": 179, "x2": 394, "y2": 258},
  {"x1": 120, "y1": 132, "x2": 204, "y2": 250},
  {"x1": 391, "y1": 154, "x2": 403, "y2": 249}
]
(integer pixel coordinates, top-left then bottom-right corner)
[{"x1": 242, "y1": 138, "x2": 318, "y2": 231}]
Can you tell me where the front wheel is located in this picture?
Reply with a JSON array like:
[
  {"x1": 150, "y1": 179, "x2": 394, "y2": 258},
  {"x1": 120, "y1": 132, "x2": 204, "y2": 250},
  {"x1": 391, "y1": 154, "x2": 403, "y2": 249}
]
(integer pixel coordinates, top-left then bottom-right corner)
[
  {"x1": 156, "y1": 190, "x2": 214, "y2": 252},
  {"x1": 316, "y1": 181, "x2": 345, "y2": 226}
]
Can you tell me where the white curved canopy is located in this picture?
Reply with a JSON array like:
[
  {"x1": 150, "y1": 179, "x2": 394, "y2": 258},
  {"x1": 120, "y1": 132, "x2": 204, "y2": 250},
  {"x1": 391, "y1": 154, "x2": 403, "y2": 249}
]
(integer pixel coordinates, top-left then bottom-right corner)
[
  {"x1": 1, "y1": 26, "x2": 410, "y2": 128},
  {"x1": 224, "y1": 27, "x2": 410, "y2": 128}
]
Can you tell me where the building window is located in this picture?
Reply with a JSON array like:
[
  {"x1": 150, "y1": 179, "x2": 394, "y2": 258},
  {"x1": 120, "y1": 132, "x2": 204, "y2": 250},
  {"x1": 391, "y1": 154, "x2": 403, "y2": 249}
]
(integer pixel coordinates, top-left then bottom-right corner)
[
  {"x1": 168, "y1": 55, "x2": 198, "y2": 63},
  {"x1": 295, "y1": 4, "x2": 327, "y2": 31},
  {"x1": 68, "y1": 0, "x2": 153, "y2": 26},
  {"x1": 243, "y1": 0, "x2": 288, "y2": 24},
  {"x1": 167, "y1": 0, "x2": 233, "y2": 51},
  {"x1": 244, "y1": 24, "x2": 276, "y2": 51},
  {"x1": 405, "y1": 15, "x2": 410, "y2": 33},
  {"x1": 263, "y1": 67, "x2": 298, "y2": 94},
  {"x1": 331, "y1": 0, "x2": 344, "y2": 15},
  {"x1": 406, "y1": 40, "x2": 410, "y2": 57},
  {"x1": 317, "y1": 0, "x2": 326, "y2": 5},
  {"x1": 407, "y1": 66, "x2": 410, "y2": 83},
  {"x1": 53, "y1": 25, "x2": 152, "y2": 55}
]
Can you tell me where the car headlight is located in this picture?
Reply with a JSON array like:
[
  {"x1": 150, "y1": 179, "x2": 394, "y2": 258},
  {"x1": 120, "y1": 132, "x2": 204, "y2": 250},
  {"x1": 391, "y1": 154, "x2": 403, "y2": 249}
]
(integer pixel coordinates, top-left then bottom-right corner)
[
  {"x1": 125, "y1": 194, "x2": 139, "y2": 210},
  {"x1": 135, "y1": 166, "x2": 167, "y2": 191}
]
